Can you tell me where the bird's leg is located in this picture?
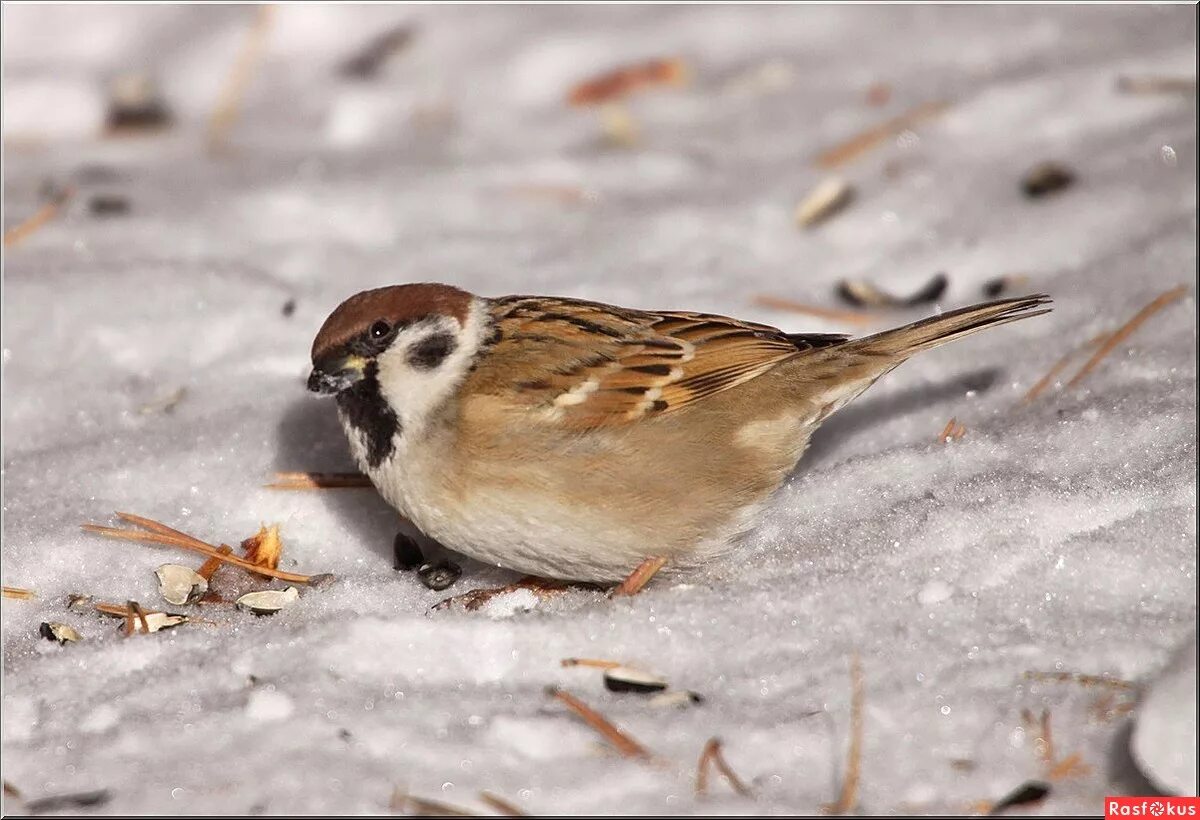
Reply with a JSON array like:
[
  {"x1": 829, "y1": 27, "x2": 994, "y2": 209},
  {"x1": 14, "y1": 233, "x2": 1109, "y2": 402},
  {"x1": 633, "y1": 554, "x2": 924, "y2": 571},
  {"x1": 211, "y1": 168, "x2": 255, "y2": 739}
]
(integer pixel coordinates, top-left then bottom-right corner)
[
  {"x1": 609, "y1": 556, "x2": 668, "y2": 597},
  {"x1": 431, "y1": 576, "x2": 578, "y2": 612}
]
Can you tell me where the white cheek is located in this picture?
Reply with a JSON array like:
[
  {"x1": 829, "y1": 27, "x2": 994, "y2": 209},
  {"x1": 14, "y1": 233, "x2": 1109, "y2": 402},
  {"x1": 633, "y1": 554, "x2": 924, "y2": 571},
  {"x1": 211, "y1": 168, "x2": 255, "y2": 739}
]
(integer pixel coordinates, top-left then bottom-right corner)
[{"x1": 375, "y1": 300, "x2": 488, "y2": 437}]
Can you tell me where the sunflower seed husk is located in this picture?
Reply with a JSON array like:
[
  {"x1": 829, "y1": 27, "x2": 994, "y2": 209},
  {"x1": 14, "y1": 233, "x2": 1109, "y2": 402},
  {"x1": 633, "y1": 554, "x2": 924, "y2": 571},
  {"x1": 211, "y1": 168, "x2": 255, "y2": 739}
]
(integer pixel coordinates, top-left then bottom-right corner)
[
  {"x1": 647, "y1": 690, "x2": 705, "y2": 708},
  {"x1": 155, "y1": 564, "x2": 209, "y2": 606},
  {"x1": 603, "y1": 666, "x2": 668, "y2": 694},
  {"x1": 39, "y1": 622, "x2": 82, "y2": 644},
  {"x1": 236, "y1": 586, "x2": 300, "y2": 615},
  {"x1": 129, "y1": 612, "x2": 189, "y2": 634},
  {"x1": 795, "y1": 177, "x2": 854, "y2": 228},
  {"x1": 837, "y1": 272, "x2": 948, "y2": 308},
  {"x1": 66, "y1": 594, "x2": 93, "y2": 613},
  {"x1": 418, "y1": 560, "x2": 461, "y2": 591}
]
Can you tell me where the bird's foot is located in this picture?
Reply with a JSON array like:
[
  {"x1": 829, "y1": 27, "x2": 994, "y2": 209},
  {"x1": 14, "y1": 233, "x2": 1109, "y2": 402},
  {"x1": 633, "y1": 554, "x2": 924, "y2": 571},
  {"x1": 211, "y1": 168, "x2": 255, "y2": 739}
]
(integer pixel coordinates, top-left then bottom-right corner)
[
  {"x1": 608, "y1": 556, "x2": 668, "y2": 598},
  {"x1": 431, "y1": 576, "x2": 579, "y2": 613}
]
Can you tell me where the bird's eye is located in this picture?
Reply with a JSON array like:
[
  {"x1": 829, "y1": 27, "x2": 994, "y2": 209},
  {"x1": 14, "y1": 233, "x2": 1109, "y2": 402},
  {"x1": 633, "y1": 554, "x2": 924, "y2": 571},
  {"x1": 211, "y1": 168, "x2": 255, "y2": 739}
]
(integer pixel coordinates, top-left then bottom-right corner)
[{"x1": 369, "y1": 320, "x2": 391, "y2": 340}]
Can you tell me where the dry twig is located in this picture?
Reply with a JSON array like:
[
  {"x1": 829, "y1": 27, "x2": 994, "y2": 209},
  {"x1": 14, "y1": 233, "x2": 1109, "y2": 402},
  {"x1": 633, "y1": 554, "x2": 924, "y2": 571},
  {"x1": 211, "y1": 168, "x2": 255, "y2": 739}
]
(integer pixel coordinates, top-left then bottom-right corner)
[
  {"x1": 567, "y1": 58, "x2": 688, "y2": 106},
  {"x1": 696, "y1": 738, "x2": 753, "y2": 797},
  {"x1": 751, "y1": 295, "x2": 876, "y2": 327},
  {"x1": 816, "y1": 101, "x2": 949, "y2": 169},
  {"x1": 546, "y1": 686, "x2": 651, "y2": 760},
  {"x1": 823, "y1": 655, "x2": 864, "y2": 815},
  {"x1": 1022, "y1": 670, "x2": 1137, "y2": 692}
]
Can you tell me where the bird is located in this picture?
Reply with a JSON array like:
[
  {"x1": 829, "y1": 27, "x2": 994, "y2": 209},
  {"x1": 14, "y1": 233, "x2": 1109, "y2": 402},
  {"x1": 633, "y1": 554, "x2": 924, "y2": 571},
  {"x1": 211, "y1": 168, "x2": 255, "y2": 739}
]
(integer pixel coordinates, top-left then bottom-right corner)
[{"x1": 307, "y1": 283, "x2": 1050, "y2": 596}]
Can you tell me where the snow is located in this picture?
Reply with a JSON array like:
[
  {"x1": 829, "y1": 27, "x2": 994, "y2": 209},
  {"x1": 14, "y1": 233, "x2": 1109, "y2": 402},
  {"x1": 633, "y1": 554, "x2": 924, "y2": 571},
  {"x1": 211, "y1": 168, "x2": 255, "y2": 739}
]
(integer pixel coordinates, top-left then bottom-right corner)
[{"x1": 2, "y1": 3, "x2": 1196, "y2": 815}]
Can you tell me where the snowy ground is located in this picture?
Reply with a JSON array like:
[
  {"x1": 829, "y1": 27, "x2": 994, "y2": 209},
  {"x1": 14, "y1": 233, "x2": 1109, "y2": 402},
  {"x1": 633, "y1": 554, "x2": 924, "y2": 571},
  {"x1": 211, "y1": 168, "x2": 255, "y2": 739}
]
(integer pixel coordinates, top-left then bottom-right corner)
[{"x1": 2, "y1": 4, "x2": 1196, "y2": 816}]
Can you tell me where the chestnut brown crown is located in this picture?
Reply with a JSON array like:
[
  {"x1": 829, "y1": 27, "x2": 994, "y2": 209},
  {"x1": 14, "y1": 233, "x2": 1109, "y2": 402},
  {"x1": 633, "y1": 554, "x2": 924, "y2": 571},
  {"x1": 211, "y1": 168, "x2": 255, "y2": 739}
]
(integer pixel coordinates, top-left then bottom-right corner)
[{"x1": 310, "y1": 283, "x2": 473, "y2": 364}]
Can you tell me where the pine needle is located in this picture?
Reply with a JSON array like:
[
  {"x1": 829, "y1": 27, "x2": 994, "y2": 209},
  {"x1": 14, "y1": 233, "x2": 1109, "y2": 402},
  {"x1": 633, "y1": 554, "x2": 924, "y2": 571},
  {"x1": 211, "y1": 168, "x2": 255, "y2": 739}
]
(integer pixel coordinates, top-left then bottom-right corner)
[
  {"x1": 546, "y1": 686, "x2": 651, "y2": 760},
  {"x1": 1065, "y1": 285, "x2": 1188, "y2": 389},
  {"x1": 823, "y1": 654, "x2": 864, "y2": 815},
  {"x1": 81, "y1": 512, "x2": 323, "y2": 584},
  {"x1": 1020, "y1": 332, "x2": 1110, "y2": 405},
  {"x1": 696, "y1": 738, "x2": 753, "y2": 797},
  {"x1": 751, "y1": 295, "x2": 876, "y2": 326},
  {"x1": 560, "y1": 658, "x2": 623, "y2": 670},
  {"x1": 207, "y1": 5, "x2": 275, "y2": 153},
  {"x1": 265, "y1": 471, "x2": 373, "y2": 489},
  {"x1": 477, "y1": 791, "x2": 526, "y2": 817},
  {"x1": 4, "y1": 186, "x2": 74, "y2": 248},
  {"x1": 2, "y1": 586, "x2": 35, "y2": 600},
  {"x1": 815, "y1": 100, "x2": 950, "y2": 169}
]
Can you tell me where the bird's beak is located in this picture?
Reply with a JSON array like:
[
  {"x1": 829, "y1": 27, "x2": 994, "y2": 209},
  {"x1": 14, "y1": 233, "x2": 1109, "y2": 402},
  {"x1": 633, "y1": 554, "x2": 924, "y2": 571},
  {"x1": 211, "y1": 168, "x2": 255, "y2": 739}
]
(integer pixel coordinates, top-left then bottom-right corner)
[{"x1": 307, "y1": 355, "x2": 367, "y2": 396}]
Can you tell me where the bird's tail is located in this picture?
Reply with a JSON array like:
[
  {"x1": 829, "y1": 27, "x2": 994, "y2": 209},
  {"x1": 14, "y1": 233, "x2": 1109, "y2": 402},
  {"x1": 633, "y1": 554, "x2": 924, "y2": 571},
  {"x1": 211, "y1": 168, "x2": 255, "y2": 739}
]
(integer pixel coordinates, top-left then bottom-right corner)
[{"x1": 837, "y1": 294, "x2": 1052, "y2": 359}]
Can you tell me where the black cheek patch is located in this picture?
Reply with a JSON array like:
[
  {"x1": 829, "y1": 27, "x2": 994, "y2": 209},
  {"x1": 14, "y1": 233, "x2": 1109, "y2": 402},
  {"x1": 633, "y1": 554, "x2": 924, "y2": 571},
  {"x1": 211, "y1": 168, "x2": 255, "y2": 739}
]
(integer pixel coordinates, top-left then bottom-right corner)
[
  {"x1": 408, "y1": 332, "x2": 457, "y2": 370},
  {"x1": 336, "y1": 364, "x2": 400, "y2": 468}
]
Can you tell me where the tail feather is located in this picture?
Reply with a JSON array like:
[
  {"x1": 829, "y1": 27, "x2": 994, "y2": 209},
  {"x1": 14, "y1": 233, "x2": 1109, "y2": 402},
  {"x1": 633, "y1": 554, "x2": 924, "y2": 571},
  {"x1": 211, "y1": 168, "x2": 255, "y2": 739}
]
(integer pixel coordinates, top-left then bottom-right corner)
[{"x1": 840, "y1": 294, "x2": 1052, "y2": 359}]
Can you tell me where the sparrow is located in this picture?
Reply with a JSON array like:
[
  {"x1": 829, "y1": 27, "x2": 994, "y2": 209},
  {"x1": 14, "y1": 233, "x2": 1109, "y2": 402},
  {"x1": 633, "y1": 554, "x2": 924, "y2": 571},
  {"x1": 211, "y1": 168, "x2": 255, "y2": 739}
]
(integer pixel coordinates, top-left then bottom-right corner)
[{"x1": 307, "y1": 284, "x2": 1050, "y2": 585}]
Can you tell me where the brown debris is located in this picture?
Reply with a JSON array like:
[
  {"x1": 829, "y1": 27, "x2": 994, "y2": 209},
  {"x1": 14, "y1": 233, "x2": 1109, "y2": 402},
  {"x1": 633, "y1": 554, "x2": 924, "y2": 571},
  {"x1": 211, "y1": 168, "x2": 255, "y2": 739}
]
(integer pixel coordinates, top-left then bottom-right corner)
[
  {"x1": 338, "y1": 23, "x2": 415, "y2": 79},
  {"x1": 750, "y1": 295, "x2": 876, "y2": 327},
  {"x1": 265, "y1": 471, "x2": 373, "y2": 489},
  {"x1": 477, "y1": 792, "x2": 526, "y2": 817},
  {"x1": 81, "y1": 511, "x2": 326, "y2": 585},
  {"x1": 4, "y1": 186, "x2": 74, "y2": 248},
  {"x1": 105, "y1": 73, "x2": 173, "y2": 135},
  {"x1": 937, "y1": 417, "x2": 967, "y2": 443},
  {"x1": 208, "y1": 5, "x2": 275, "y2": 153},
  {"x1": 823, "y1": 655, "x2": 864, "y2": 815},
  {"x1": 241, "y1": 523, "x2": 284, "y2": 570},
  {"x1": 1022, "y1": 670, "x2": 1137, "y2": 692},
  {"x1": 567, "y1": 57, "x2": 689, "y2": 107},
  {"x1": 1064, "y1": 285, "x2": 1189, "y2": 390},
  {"x1": 815, "y1": 100, "x2": 949, "y2": 169},
  {"x1": 1115, "y1": 75, "x2": 1197, "y2": 95},
  {"x1": 390, "y1": 788, "x2": 479, "y2": 817},
  {"x1": 696, "y1": 738, "x2": 753, "y2": 797},
  {"x1": 983, "y1": 274, "x2": 1031, "y2": 299},
  {"x1": 1020, "y1": 708, "x2": 1091, "y2": 781},
  {"x1": 545, "y1": 686, "x2": 651, "y2": 760},
  {"x1": 609, "y1": 556, "x2": 668, "y2": 597},
  {"x1": 1021, "y1": 162, "x2": 1075, "y2": 199},
  {"x1": 2, "y1": 586, "x2": 35, "y2": 600},
  {"x1": 865, "y1": 83, "x2": 892, "y2": 107}
]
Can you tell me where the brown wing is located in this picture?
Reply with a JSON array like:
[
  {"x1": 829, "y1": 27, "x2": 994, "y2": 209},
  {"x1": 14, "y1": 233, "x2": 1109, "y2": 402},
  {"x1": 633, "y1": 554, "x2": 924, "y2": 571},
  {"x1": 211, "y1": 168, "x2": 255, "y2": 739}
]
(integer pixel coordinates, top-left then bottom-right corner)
[{"x1": 468, "y1": 296, "x2": 836, "y2": 428}]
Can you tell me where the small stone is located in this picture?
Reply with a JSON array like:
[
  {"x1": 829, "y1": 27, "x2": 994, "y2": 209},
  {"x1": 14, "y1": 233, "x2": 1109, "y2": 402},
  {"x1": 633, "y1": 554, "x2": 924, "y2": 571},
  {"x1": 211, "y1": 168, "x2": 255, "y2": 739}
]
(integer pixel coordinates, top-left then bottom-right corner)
[
  {"x1": 39, "y1": 622, "x2": 81, "y2": 645},
  {"x1": 66, "y1": 594, "x2": 93, "y2": 613},
  {"x1": 281, "y1": 298, "x2": 297, "y2": 318},
  {"x1": 88, "y1": 195, "x2": 130, "y2": 217},
  {"x1": 307, "y1": 573, "x2": 336, "y2": 589}
]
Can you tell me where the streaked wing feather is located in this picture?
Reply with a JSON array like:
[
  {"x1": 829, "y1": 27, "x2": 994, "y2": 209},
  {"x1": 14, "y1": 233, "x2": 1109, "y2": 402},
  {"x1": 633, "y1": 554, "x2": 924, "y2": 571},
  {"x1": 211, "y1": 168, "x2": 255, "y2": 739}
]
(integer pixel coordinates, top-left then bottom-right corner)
[{"x1": 476, "y1": 297, "x2": 821, "y2": 428}]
